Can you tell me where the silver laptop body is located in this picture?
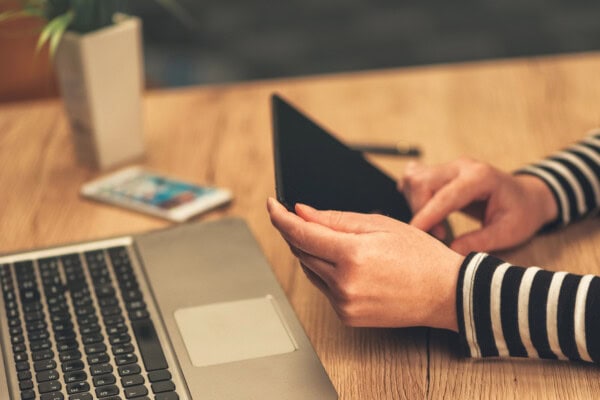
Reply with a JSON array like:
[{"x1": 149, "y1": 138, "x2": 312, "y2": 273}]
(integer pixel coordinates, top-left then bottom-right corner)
[{"x1": 0, "y1": 218, "x2": 338, "y2": 399}]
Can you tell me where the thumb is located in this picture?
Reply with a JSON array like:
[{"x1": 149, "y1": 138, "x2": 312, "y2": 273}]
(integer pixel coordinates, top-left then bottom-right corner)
[{"x1": 295, "y1": 203, "x2": 394, "y2": 233}]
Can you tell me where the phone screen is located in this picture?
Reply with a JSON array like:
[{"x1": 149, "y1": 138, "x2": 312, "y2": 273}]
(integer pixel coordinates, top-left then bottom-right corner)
[{"x1": 99, "y1": 173, "x2": 217, "y2": 210}]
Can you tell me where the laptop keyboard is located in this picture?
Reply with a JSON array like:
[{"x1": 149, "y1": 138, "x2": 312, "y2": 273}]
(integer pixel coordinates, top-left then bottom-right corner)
[{"x1": 1, "y1": 246, "x2": 179, "y2": 400}]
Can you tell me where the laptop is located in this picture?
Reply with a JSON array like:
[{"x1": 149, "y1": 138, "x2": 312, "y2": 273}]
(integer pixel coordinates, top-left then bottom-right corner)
[
  {"x1": 272, "y1": 94, "x2": 413, "y2": 222},
  {"x1": 0, "y1": 220, "x2": 339, "y2": 400}
]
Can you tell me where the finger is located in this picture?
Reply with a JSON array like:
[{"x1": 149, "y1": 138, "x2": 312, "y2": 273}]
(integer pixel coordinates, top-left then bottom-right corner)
[
  {"x1": 401, "y1": 163, "x2": 459, "y2": 212},
  {"x1": 288, "y1": 243, "x2": 336, "y2": 285},
  {"x1": 397, "y1": 160, "x2": 425, "y2": 190},
  {"x1": 295, "y1": 203, "x2": 397, "y2": 233},
  {"x1": 450, "y1": 222, "x2": 512, "y2": 255},
  {"x1": 267, "y1": 197, "x2": 345, "y2": 260},
  {"x1": 410, "y1": 175, "x2": 492, "y2": 232}
]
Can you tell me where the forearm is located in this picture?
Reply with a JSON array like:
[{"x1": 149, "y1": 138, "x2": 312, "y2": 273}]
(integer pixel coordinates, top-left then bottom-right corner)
[
  {"x1": 516, "y1": 128, "x2": 600, "y2": 230},
  {"x1": 456, "y1": 252, "x2": 600, "y2": 363}
]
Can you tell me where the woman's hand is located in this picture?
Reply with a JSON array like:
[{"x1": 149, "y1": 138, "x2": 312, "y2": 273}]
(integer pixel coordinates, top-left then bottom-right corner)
[
  {"x1": 400, "y1": 158, "x2": 558, "y2": 255},
  {"x1": 267, "y1": 198, "x2": 463, "y2": 331}
]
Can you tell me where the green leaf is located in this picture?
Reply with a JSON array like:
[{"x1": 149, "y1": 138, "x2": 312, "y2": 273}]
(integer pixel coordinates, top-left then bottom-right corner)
[
  {"x1": 48, "y1": 10, "x2": 73, "y2": 56},
  {"x1": 36, "y1": 10, "x2": 73, "y2": 56}
]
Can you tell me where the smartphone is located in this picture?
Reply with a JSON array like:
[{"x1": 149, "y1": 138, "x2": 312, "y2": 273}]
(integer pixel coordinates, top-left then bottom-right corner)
[{"x1": 81, "y1": 166, "x2": 232, "y2": 222}]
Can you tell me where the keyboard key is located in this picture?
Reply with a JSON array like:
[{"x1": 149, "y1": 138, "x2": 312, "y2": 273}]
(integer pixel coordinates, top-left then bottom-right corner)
[
  {"x1": 12, "y1": 334, "x2": 24, "y2": 345},
  {"x1": 56, "y1": 340, "x2": 78, "y2": 352},
  {"x1": 13, "y1": 342, "x2": 27, "y2": 353},
  {"x1": 151, "y1": 381, "x2": 175, "y2": 394},
  {"x1": 40, "y1": 391, "x2": 64, "y2": 400},
  {"x1": 10, "y1": 325, "x2": 23, "y2": 336},
  {"x1": 147, "y1": 369, "x2": 171, "y2": 382},
  {"x1": 113, "y1": 344, "x2": 134, "y2": 355},
  {"x1": 18, "y1": 370, "x2": 32, "y2": 381},
  {"x1": 37, "y1": 369, "x2": 60, "y2": 382},
  {"x1": 68, "y1": 393, "x2": 93, "y2": 400},
  {"x1": 76, "y1": 314, "x2": 98, "y2": 326},
  {"x1": 59, "y1": 350, "x2": 82, "y2": 362},
  {"x1": 109, "y1": 333, "x2": 131, "y2": 345},
  {"x1": 155, "y1": 393, "x2": 179, "y2": 400},
  {"x1": 101, "y1": 307, "x2": 121, "y2": 317},
  {"x1": 38, "y1": 380, "x2": 62, "y2": 393},
  {"x1": 90, "y1": 363, "x2": 113, "y2": 376},
  {"x1": 131, "y1": 319, "x2": 168, "y2": 371},
  {"x1": 20, "y1": 389, "x2": 35, "y2": 400},
  {"x1": 19, "y1": 379, "x2": 33, "y2": 390},
  {"x1": 5, "y1": 299, "x2": 18, "y2": 310},
  {"x1": 61, "y1": 360, "x2": 84, "y2": 373},
  {"x1": 85, "y1": 343, "x2": 107, "y2": 354},
  {"x1": 118, "y1": 364, "x2": 141, "y2": 376},
  {"x1": 87, "y1": 353, "x2": 110, "y2": 365},
  {"x1": 51, "y1": 312, "x2": 70, "y2": 324},
  {"x1": 25, "y1": 311, "x2": 44, "y2": 322},
  {"x1": 121, "y1": 374, "x2": 145, "y2": 387},
  {"x1": 67, "y1": 381, "x2": 90, "y2": 395},
  {"x1": 30, "y1": 340, "x2": 51, "y2": 352},
  {"x1": 32, "y1": 349, "x2": 54, "y2": 361},
  {"x1": 82, "y1": 333, "x2": 104, "y2": 345},
  {"x1": 23, "y1": 301, "x2": 42, "y2": 312},
  {"x1": 55, "y1": 330, "x2": 76, "y2": 342},
  {"x1": 14, "y1": 352, "x2": 28, "y2": 362},
  {"x1": 80, "y1": 323, "x2": 100, "y2": 336},
  {"x1": 95, "y1": 285, "x2": 116, "y2": 298},
  {"x1": 64, "y1": 370, "x2": 87, "y2": 384},
  {"x1": 125, "y1": 300, "x2": 146, "y2": 311},
  {"x1": 4, "y1": 289, "x2": 16, "y2": 302},
  {"x1": 29, "y1": 329, "x2": 50, "y2": 341},
  {"x1": 106, "y1": 323, "x2": 127, "y2": 336},
  {"x1": 103, "y1": 315, "x2": 124, "y2": 326},
  {"x1": 27, "y1": 320, "x2": 46, "y2": 331},
  {"x1": 122, "y1": 290, "x2": 142, "y2": 302},
  {"x1": 34, "y1": 359, "x2": 56, "y2": 372},
  {"x1": 124, "y1": 385, "x2": 148, "y2": 399},
  {"x1": 93, "y1": 374, "x2": 116, "y2": 387},
  {"x1": 99, "y1": 297, "x2": 118, "y2": 308},
  {"x1": 75, "y1": 306, "x2": 96, "y2": 317},
  {"x1": 95, "y1": 385, "x2": 119, "y2": 398},
  {"x1": 115, "y1": 353, "x2": 137, "y2": 366},
  {"x1": 7, "y1": 307, "x2": 19, "y2": 319},
  {"x1": 16, "y1": 360, "x2": 30, "y2": 371}
]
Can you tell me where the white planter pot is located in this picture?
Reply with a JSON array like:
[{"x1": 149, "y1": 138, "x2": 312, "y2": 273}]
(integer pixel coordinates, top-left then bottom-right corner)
[{"x1": 54, "y1": 16, "x2": 145, "y2": 170}]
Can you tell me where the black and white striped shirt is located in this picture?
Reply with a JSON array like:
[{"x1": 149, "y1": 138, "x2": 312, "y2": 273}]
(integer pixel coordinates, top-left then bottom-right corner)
[{"x1": 456, "y1": 129, "x2": 600, "y2": 363}]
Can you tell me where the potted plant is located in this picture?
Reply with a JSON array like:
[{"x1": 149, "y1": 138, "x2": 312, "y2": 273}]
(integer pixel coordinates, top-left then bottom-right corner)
[{"x1": 1, "y1": 0, "x2": 145, "y2": 170}]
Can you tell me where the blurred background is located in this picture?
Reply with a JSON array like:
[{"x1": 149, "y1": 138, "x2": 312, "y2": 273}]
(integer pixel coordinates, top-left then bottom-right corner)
[{"x1": 2, "y1": 0, "x2": 600, "y2": 102}]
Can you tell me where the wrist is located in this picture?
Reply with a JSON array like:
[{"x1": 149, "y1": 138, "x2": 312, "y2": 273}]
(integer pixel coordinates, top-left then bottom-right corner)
[
  {"x1": 516, "y1": 174, "x2": 559, "y2": 228},
  {"x1": 428, "y1": 251, "x2": 463, "y2": 332}
]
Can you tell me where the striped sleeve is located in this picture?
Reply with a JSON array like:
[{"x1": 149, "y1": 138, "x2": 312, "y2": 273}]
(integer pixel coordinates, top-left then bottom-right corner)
[
  {"x1": 456, "y1": 252, "x2": 600, "y2": 364},
  {"x1": 515, "y1": 128, "x2": 600, "y2": 229}
]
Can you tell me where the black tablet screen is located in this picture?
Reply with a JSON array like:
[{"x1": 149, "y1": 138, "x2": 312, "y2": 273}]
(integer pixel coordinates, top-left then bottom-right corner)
[{"x1": 272, "y1": 94, "x2": 412, "y2": 222}]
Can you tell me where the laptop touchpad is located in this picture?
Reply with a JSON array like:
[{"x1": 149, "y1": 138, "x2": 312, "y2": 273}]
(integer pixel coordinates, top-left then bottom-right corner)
[{"x1": 174, "y1": 295, "x2": 297, "y2": 367}]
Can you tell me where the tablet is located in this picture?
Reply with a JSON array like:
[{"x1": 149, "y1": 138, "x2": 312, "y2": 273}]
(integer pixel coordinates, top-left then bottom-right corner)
[{"x1": 271, "y1": 94, "x2": 412, "y2": 222}]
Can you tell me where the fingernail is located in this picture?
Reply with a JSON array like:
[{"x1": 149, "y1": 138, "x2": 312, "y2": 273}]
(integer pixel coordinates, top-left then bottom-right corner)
[{"x1": 267, "y1": 197, "x2": 276, "y2": 210}]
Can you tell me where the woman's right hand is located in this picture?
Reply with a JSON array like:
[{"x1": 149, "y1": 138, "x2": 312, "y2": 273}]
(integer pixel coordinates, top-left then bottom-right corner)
[{"x1": 399, "y1": 158, "x2": 559, "y2": 255}]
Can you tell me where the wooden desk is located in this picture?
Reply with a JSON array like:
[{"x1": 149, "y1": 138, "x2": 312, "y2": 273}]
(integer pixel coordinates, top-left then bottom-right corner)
[{"x1": 1, "y1": 53, "x2": 600, "y2": 399}]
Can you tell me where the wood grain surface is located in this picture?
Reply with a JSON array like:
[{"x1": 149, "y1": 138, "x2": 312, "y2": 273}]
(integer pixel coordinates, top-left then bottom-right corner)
[{"x1": 1, "y1": 52, "x2": 599, "y2": 399}]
